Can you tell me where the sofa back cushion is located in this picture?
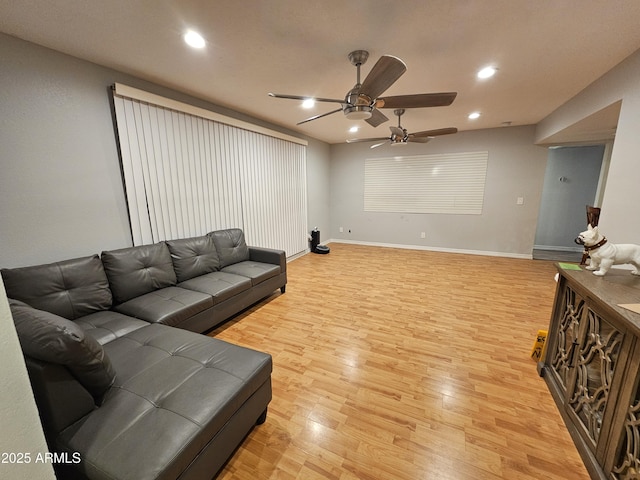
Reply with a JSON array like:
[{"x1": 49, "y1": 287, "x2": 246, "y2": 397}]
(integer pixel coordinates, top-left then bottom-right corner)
[
  {"x1": 209, "y1": 229, "x2": 250, "y2": 268},
  {"x1": 10, "y1": 299, "x2": 116, "y2": 401},
  {"x1": 1, "y1": 255, "x2": 113, "y2": 320},
  {"x1": 166, "y1": 235, "x2": 220, "y2": 283},
  {"x1": 101, "y1": 243, "x2": 177, "y2": 304}
]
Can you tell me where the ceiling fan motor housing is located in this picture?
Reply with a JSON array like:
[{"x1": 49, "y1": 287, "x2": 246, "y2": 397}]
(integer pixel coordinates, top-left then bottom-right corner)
[
  {"x1": 269, "y1": 49, "x2": 457, "y2": 127},
  {"x1": 344, "y1": 88, "x2": 373, "y2": 119}
]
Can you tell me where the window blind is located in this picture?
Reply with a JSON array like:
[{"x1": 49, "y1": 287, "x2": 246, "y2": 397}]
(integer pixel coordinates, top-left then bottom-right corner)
[
  {"x1": 112, "y1": 84, "x2": 308, "y2": 257},
  {"x1": 364, "y1": 152, "x2": 488, "y2": 214}
]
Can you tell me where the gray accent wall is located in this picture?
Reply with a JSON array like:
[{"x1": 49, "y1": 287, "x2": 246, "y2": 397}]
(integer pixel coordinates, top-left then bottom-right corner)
[
  {"x1": 0, "y1": 35, "x2": 131, "y2": 267},
  {"x1": 0, "y1": 278, "x2": 55, "y2": 479},
  {"x1": 536, "y1": 48, "x2": 640, "y2": 246},
  {"x1": 534, "y1": 145, "x2": 604, "y2": 251},
  {"x1": 0, "y1": 33, "x2": 330, "y2": 268},
  {"x1": 330, "y1": 126, "x2": 549, "y2": 257},
  {"x1": 4, "y1": 30, "x2": 636, "y2": 266},
  {"x1": 0, "y1": 33, "x2": 331, "y2": 468},
  {"x1": 2, "y1": 29, "x2": 639, "y2": 477},
  {"x1": 305, "y1": 138, "x2": 331, "y2": 245}
]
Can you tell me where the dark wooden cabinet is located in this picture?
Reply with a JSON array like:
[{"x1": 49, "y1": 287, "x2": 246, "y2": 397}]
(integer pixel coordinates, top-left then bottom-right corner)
[{"x1": 540, "y1": 265, "x2": 640, "y2": 480}]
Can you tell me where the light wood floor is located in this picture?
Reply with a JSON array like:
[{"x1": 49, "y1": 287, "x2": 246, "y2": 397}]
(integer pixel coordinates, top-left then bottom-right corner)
[{"x1": 209, "y1": 243, "x2": 590, "y2": 480}]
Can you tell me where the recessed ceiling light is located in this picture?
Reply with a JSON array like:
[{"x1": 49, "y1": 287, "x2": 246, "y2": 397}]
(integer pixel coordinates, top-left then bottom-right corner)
[
  {"x1": 302, "y1": 99, "x2": 315, "y2": 109},
  {"x1": 349, "y1": 126, "x2": 359, "y2": 133},
  {"x1": 468, "y1": 112, "x2": 481, "y2": 120},
  {"x1": 477, "y1": 66, "x2": 497, "y2": 79},
  {"x1": 184, "y1": 30, "x2": 205, "y2": 49}
]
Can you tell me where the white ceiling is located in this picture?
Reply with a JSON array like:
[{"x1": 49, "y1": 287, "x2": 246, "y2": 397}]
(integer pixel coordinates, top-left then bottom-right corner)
[{"x1": 1, "y1": 0, "x2": 639, "y2": 145}]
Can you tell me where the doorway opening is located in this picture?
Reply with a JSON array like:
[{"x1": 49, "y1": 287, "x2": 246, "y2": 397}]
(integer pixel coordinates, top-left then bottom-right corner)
[{"x1": 533, "y1": 144, "x2": 612, "y2": 262}]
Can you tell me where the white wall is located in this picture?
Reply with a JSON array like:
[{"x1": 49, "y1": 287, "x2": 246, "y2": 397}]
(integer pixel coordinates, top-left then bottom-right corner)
[
  {"x1": 0, "y1": 279, "x2": 56, "y2": 480},
  {"x1": 536, "y1": 48, "x2": 640, "y2": 244},
  {"x1": 329, "y1": 125, "x2": 549, "y2": 257}
]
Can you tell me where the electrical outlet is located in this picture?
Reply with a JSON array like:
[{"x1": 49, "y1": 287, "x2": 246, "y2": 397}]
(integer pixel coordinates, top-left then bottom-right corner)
[
  {"x1": 420, "y1": 232, "x2": 426, "y2": 239},
  {"x1": 517, "y1": 197, "x2": 524, "y2": 205},
  {"x1": 339, "y1": 227, "x2": 343, "y2": 233}
]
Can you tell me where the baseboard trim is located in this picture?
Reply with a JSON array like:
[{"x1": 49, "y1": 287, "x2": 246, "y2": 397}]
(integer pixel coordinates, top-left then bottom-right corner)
[
  {"x1": 533, "y1": 245, "x2": 583, "y2": 253},
  {"x1": 326, "y1": 239, "x2": 533, "y2": 260},
  {"x1": 286, "y1": 249, "x2": 309, "y2": 262}
]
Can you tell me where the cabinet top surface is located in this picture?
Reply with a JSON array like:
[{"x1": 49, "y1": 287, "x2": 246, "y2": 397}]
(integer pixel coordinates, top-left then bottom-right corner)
[{"x1": 556, "y1": 264, "x2": 640, "y2": 330}]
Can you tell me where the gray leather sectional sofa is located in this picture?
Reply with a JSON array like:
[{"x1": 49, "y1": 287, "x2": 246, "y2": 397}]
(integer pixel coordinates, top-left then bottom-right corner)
[{"x1": 2, "y1": 228, "x2": 285, "y2": 480}]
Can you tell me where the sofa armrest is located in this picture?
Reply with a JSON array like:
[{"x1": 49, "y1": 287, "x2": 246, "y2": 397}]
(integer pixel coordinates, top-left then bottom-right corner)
[
  {"x1": 249, "y1": 247, "x2": 286, "y2": 273},
  {"x1": 25, "y1": 357, "x2": 96, "y2": 439}
]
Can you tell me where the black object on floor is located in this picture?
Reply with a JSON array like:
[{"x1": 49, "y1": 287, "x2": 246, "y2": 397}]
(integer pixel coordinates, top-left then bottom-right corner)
[
  {"x1": 310, "y1": 228, "x2": 330, "y2": 254},
  {"x1": 315, "y1": 245, "x2": 330, "y2": 254}
]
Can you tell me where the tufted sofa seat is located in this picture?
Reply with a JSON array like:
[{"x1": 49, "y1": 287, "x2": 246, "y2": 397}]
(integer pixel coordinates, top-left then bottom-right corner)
[
  {"x1": 56, "y1": 324, "x2": 272, "y2": 480},
  {"x1": 15, "y1": 313, "x2": 272, "y2": 480},
  {"x1": 2, "y1": 228, "x2": 280, "y2": 479},
  {"x1": 3, "y1": 228, "x2": 286, "y2": 335}
]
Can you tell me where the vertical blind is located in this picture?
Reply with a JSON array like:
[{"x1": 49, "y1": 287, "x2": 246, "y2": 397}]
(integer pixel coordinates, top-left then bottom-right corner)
[
  {"x1": 112, "y1": 84, "x2": 308, "y2": 257},
  {"x1": 364, "y1": 151, "x2": 488, "y2": 214}
]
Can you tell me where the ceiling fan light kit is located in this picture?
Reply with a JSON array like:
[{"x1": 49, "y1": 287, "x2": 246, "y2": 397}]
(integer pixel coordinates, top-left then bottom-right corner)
[
  {"x1": 344, "y1": 108, "x2": 372, "y2": 120},
  {"x1": 269, "y1": 50, "x2": 458, "y2": 129}
]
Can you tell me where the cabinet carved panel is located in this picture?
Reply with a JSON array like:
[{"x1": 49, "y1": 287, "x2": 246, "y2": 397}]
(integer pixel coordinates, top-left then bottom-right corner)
[
  {"x1": 612, "y1": 396, "x2": 640, "y2": 479},
  {"x1": 542, "y1": 267, "x2": 640, "y2": 480},
  {"x1": 551, "y1": 286, "x2": 585, "y2": 390},
  {"x1": 568, "y1": 309, "x2": 622, "y2": 445}
]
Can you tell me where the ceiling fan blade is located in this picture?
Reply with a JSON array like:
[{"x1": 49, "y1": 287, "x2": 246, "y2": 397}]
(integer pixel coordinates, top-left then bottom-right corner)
[
  {"x1": 268, "y1": 93, "x2": 345, "y2": 104},
  {"x1": 376, "y1": 92, "x2": 458, "y2": 109},
  {"x1": 410, "y1": 127, "x2": 458, "y2": 138},
  {"x1": 390, "y1": 126, "x2": 404, "y2": 137},
  {"x1": 365, "y1": 109, "x2": 389, "y2": 128},
  {"x1": 359, "y1": 55, "x2": 407, "y2": 100},
  {"x1": 297, "y1": 107, "x2": 343, "y2": 125},
  {"x1": 407, "y1": 137, "x2": 432, "y2": 144},
  {"x1": 346, "y1": 137, "x2": 389, "y2": 144},
  {"x1": 370, "y1": 141, "x2": 388, "y2": 149}
]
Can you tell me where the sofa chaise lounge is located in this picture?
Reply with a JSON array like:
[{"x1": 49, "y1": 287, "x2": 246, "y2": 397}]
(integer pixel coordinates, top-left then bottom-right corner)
[{"x1": 2, "y1": 228, "x2": 285, "y2": 479}]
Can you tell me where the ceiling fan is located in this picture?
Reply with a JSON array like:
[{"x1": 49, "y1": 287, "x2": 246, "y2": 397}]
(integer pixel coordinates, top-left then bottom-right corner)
[
  {"x1": 346, "y1": 108, "x2": 458, "y2": 148},
  {"x1": 269, "y1": 50, "x2": 457, "y2": 127}
]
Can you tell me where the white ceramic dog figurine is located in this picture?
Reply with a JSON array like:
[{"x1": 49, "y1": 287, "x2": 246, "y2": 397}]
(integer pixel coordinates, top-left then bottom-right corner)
[{"x1": 575, "y1": 224, "x2": 640, "y2": 276}]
